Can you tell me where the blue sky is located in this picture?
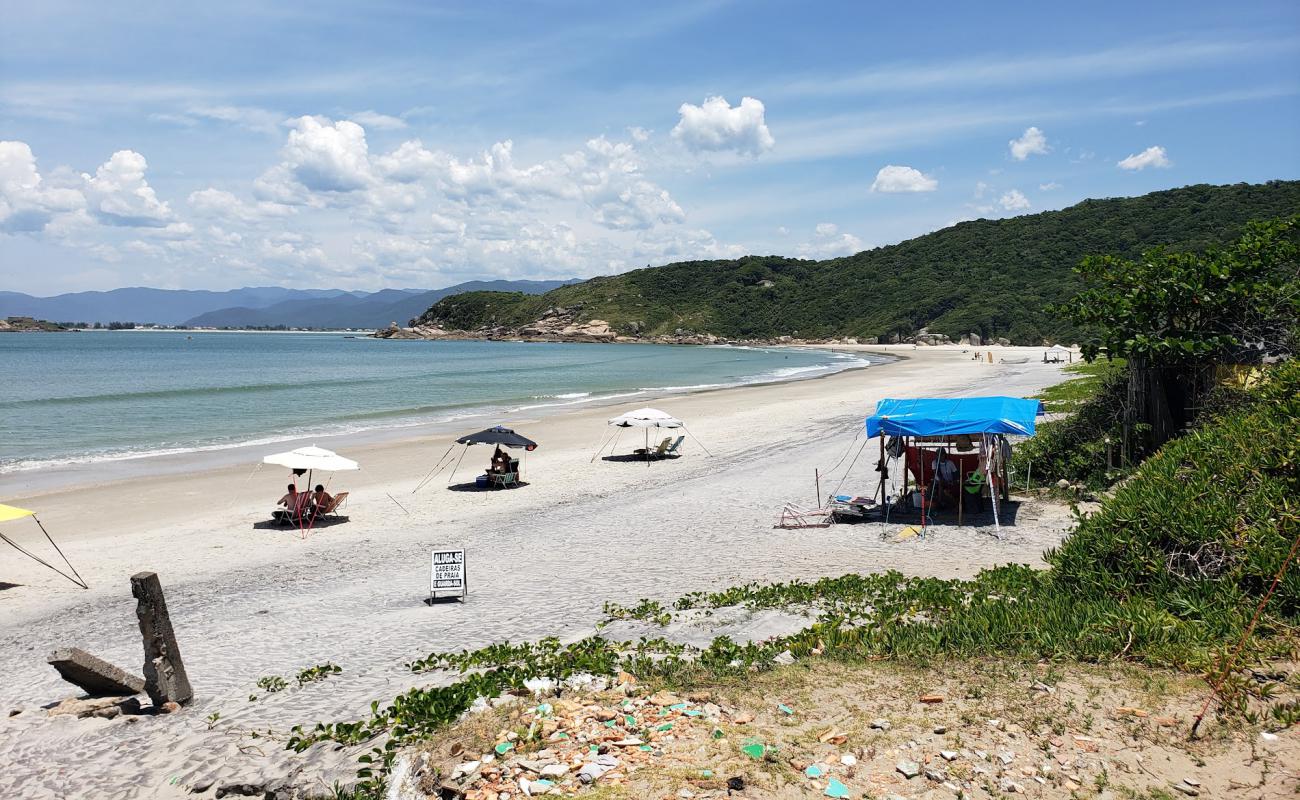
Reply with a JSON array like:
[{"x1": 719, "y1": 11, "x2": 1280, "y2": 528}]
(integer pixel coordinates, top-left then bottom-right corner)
[{"x1": 2, "y1": 0, "x2": 1298, "y2": 295}]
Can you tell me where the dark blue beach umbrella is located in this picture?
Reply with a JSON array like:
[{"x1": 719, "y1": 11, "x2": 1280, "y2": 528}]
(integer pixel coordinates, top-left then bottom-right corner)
[{"x1": 455, "y1": 425, "x2": 539, "y2": 450}]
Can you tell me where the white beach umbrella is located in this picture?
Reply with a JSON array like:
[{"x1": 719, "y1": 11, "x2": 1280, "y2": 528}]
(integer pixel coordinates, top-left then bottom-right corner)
[
  {"x1": 607, "y1": 407, "x2": 684, "y2": 428},
  {"x1": 262, "y1": 445, "x2": 360, "y2": 472}
]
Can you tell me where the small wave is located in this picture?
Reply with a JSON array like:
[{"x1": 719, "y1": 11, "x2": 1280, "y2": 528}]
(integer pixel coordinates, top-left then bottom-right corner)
[
  {"x1": 531, "y1": 392, "x2": 592, "y2": 400},
  {"x1": 0, "y1": 375, "x2": 391, "y2": 408},
  {"x1": 511, "y1": 390, "x2": 645, "y2": 412}
]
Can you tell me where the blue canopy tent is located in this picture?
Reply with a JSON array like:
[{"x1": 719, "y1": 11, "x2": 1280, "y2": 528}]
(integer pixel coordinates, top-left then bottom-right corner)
[
  {"x1": 864, "y1": 396, "x2": 1044, "y2": 534},
  {"x1": 866, "y1": 396, "x2": 1043, "y2": 439}
]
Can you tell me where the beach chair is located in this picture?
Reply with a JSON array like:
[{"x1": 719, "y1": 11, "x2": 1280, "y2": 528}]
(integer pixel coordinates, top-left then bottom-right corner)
[
  {"x1": 634, "y1": 436, "x2": 671, "y2": 457},
  {"x1": 661, "y1": 435, "x2": 685, "y2": 457},
  {"x1": 315, "y1": 491, "x2": 349, "y2": 518},
  {"x1": 273, "y1": 492, "x2": 311, "y2": 526},
  {"x1": 488, "y1": 470, "x2": 519, "y2": 489}
]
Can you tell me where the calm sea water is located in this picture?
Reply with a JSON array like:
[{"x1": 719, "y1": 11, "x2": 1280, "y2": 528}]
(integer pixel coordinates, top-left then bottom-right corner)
[{"x1": 1, "y1": 332, "x2": 872, "y2": 474}]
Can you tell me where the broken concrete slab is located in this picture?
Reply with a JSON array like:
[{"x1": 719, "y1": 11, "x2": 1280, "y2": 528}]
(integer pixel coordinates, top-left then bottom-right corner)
[
  {"x1": 131, "y1": 571, "x2": 193, "y2": 706},
  {"x1": 47, "y1": 647, "x2": 145, "y2": 697}
]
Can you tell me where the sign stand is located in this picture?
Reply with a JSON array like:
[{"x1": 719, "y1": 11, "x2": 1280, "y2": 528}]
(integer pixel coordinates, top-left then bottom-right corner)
[{"x1": 429, "y1": 549, "x2": 466, "y2": 604}]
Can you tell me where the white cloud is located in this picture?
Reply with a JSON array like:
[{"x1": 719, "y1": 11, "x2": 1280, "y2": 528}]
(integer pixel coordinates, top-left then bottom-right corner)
[
  {"x1": 671, "y1": 96, "x2": 774, "y2": 157},
  {"x1": 280, "y1": 115, "x2": 375, "y2": 192},
  {"x1": 870, "y1": 165, "x2": 938, "y2": 193},
  {"x1": 974, "y1": 180, "x2": 989, "y2": 199},
  {"x1": 794, "y1": 222, "x2": 865, "y2": 258},
  {"x1": 1009, "y1": 126, "x2": 1049, "y2": 160},
  {"x1": 628, "y1": 126, "x2": 651, "y2": 143},
  {"x1": 151, "y1": 105, "x2": 283, "y2": 134},
  {"x1": 83, "y1": 150, "x2": 173, "y2": 227},
  {"x1": 0, "y1": 140, "x2": 84, "y2": 233},
  {"x1": 1039, "y1": 181, "x2": 1062, "y2": 191},
  {"x1": 188, "y1": 187, "x2": 295, "y2": 223},
  {"x1": 350, "y1": 111, "x2": 408, "y2": 130},
  {"x1": 1117, "y1": 145, "x2": 1171, "y2": 170},
  {"x1": 999, "y1": 189, "x2": 1031, "y2": 211}
]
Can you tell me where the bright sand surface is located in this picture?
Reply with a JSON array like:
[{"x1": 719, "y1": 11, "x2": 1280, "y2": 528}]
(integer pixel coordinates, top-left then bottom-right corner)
[{"x1": 0, "y1": 345, "x2": 1076, "y2": 798}]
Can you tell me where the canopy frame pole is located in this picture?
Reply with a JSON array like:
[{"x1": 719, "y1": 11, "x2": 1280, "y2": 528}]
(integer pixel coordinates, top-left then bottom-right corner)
[
  {"x1": 414, "y1": 443, "x2": 457, "y2": 493},
  {"x1": 829, "y1": 438, "x2": 867, "y2": 499},
  {"x1": 681, "y1": 426, "x2": 713, "y2": 457},
  {"x1": 231, "y1": 462, "x2": 263, "y2": 510},
  {"x1": 645, "y1": 428, "x2": 650, "y2": 466},
  {"x1": 446, "y1": 444, "x2": 469, "y2": 486},
  {"x1": 901, "y1": 437, "x2": 910, "y2": 507},
  {"x1": 985, "y1": 435, "x2": 1001, "y2": 537},
  {"x1": 589, "y1": 429, "x2": 619, "y2": 463},
  {"x1": 0, "y1": 513, "x2": 89, "y2": 589},
  {"x1": 957, "y1": 442, "x2": 964, "y2": 528},
  {"x1": 877, "y1": 435, "x2": 886, "y2": 505}
]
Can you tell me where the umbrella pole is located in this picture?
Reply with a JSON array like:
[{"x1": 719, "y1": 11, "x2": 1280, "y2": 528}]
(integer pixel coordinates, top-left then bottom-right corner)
[{"x1": 645, "y1": 429, "x2": 650, "y2": 466}]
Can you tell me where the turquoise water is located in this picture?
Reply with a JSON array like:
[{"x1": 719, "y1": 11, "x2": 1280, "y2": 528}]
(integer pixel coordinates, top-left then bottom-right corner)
[{"x1": 1, "y1": 332, "x2": 871, "y2": 473}]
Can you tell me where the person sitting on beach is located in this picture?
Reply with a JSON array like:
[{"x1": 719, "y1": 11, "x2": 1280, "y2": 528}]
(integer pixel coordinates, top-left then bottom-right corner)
[
  {"x1": 934, "y1": 449, "x2": 960, "y2": 507},
  {"x1": 311, "y1": 484, "x2": 334, "y2": 512},
  {"x1": 490, "y1": 446, "x2": 510, "y2": 474},
  {"x1": 274, "y1": 484, "x2": 302, "y2": 522}
]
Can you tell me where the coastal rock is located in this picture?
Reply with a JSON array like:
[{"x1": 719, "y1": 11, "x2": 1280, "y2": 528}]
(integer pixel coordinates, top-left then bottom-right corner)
[
  {"x1": 896, "y1": 760, "x2": 921, "y2": 779},
  {"x1": 47, "y1": 695, "x2": 138, "y2": 719}
]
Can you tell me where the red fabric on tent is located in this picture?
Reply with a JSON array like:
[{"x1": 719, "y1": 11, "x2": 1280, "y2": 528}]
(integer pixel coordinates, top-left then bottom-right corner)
[{"x1": 905, "y1": 446, "x2": 982, "y2": 487}]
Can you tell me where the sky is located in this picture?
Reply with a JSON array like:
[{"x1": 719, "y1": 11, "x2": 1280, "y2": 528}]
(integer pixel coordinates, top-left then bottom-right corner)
[{"x1": 2, "y1": 1, "x2": 1298, "y2": 296}]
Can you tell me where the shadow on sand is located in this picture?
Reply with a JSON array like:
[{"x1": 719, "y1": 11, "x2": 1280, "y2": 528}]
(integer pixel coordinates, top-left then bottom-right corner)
[
  {"x1": 600, "y1": 454, "x2": 681, "y2": 464},
  {"x1": 251, "y1": 515, "x2": 351, "y2": 531},
  {"x1": 446, "y1": 481, "x2": 531, "y2": 492},
  {"x1": 838, "y1": 500, "x2": 1025, "y2": 528}
]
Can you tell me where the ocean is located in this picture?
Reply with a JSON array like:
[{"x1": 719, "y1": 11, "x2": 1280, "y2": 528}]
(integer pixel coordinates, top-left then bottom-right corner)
[{"x1": 1, "y1": 331, "x2": 873, "y2": 476}]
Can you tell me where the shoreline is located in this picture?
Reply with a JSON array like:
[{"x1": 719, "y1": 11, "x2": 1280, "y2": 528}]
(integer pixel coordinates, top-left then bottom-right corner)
[{"x1": 2, "y1": 343, "x2": 884, "y2": 497}]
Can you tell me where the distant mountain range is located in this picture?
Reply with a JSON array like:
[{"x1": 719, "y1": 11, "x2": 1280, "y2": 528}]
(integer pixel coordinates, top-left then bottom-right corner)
[{"x1": 0, "y1": 280, "x2": 578, "y2": 328}]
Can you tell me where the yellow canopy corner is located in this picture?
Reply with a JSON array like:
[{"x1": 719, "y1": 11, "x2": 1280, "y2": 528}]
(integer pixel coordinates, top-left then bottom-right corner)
[{"x1": 0, "y1": 503, "x2": 36, "y2": 523}]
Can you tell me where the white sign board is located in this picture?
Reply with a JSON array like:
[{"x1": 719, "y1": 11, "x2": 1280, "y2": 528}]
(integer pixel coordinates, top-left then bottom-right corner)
[{"x1": 430, "y1": 549, "x2": 466, "y2": 601}]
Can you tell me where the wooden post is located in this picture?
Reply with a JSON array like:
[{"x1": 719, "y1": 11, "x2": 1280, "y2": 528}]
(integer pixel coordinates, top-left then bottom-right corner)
[{"x1": 131, "y1": 571, "x2": 193, "y2": 707}]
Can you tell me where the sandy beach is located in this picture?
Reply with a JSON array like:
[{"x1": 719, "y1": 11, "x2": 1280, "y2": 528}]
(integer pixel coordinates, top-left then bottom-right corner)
[{"x1": 0, "y1": 345, "x2": 1077, "y2": 799}]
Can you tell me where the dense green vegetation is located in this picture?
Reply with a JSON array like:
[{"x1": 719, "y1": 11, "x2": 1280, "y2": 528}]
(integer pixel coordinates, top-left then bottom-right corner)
[
  {"x1": 1012, "y1": 359, "x2": 1130, "y2": 489},
  {"x1": 417, "y1": 181, "x2": 1300, "y2": 343}
]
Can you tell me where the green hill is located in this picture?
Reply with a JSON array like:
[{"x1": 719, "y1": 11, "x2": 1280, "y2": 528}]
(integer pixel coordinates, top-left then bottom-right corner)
[{"x1": 414, "y1": 181, "x2": 1300, "y2": 343}]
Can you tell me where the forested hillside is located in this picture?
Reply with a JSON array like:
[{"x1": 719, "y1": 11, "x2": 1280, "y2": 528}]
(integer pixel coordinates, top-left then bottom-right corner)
[{"x1": 415, "y1": 181, "x2": 1300, "y2": 343}]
